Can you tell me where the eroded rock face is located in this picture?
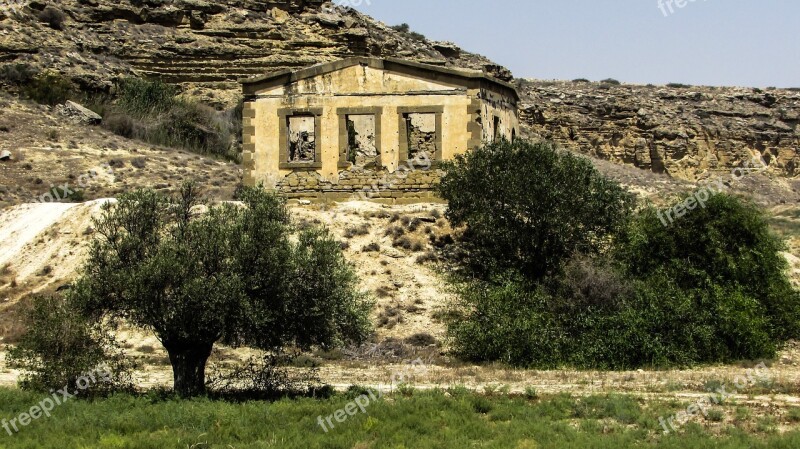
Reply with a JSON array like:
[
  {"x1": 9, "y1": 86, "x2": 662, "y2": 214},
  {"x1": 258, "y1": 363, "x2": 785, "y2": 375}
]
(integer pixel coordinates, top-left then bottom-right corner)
[
  {"x1": 519, "y1": 80, "x2": 800, "y2": 180},
  {"x1": 0, "y1": 0, "x2": 505, "y2": 107}
]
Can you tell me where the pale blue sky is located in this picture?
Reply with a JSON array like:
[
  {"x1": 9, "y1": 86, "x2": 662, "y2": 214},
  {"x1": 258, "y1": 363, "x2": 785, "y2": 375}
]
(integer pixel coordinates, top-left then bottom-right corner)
[{"x1": 353, "y1": 0, "x2": 799, "y2": 87}]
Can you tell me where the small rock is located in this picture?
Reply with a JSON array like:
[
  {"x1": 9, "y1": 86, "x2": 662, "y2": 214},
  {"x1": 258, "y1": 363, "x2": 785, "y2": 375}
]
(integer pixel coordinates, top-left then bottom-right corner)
[
  {"x1": 56, "y1": 101, "x2": 102, "y2": 125},
  {"x1": 316, "y1": 12, "x2": 342, "y2": 27},
  {"x1": 297, "y1": 199, "x2": 312, "y2": 205},
  {"x1": 0, "y1": 150, "x2": 11, "y2": 161},
  {"x1": 271, "y1": 7, "x2": 290, "y2": 23}
]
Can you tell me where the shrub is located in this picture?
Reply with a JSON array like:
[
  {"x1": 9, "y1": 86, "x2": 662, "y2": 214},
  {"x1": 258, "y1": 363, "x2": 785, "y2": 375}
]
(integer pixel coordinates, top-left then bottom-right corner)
[
  {"x1": 391, "y1": 23, "x2": 426, "y2": 41},
  {"x1": 49, "y1": 186, "x2": 84, "y2": 202},
  {"x1": 0, "y1": 63, "x2": 36, "y2": 86},
  {"x1": 7, "y1": 295, "x2": 132, "y2": 393},
  {"x1": 447, "y1": 276, "x2": 564, "y2": 368},
  {"x1": 617, "y1": 194, "x2": 800, "y2": 341},
  {"x1": 448, "y1": 192, "x2": 798, "y2": 369},
  {"x1": 22, "y1": 71, "x2": 75, "y2": 106},
  {"x1": 38, "y1": 6, "x2": 67, "y2": 30},
  {"x1": 449, "y1": 262, "x2": 780, "y2": 369},
  {"x1": 667, "y1": 83, "x2": 692, "y2": 88},
  {"x1": 362, "y1": 242, "x2": 380, "y2": 253},
  {"x1": 601, "y1": 78, "x2": 621, "y2": 85},
  {"x1": 438, "y1": 139, "x2": 634, "y2": 282},
  {"x1": 116, "y1": 78, "x2": 177, "y2": 116},
  {"x1": 404, "y1": 333, "x2": 438, "y2": 347}
]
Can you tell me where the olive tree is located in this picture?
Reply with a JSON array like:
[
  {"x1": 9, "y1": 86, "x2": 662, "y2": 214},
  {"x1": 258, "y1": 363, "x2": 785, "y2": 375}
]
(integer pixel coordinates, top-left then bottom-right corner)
[
  {"x1": 438, "y1": 139, "x2": 634, "y2": 281},
  {"x1": 73, "y1": 184, "x2": 371, "y2": 397}
]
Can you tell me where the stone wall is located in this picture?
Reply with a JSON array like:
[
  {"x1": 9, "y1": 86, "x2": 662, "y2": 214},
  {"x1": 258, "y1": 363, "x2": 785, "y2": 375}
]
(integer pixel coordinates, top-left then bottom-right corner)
[{"x1": 276, "y1": 167, "x2": 446, "y2": 203}]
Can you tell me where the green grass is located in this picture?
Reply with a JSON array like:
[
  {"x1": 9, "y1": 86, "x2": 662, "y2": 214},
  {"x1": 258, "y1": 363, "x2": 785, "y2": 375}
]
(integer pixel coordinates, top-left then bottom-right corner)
[{"x1": 0, "y1": 388, "x2": 798, "y2": 448}]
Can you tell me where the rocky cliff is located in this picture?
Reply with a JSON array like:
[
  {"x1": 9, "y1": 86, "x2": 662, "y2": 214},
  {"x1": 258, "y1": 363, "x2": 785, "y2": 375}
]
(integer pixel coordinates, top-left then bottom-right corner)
[
  {"x1": 519, "y1": 80, "x2": 800, "y2": 180},
  {"x1": 0, "y1": 0, "x2": 508, "y2": 106}
]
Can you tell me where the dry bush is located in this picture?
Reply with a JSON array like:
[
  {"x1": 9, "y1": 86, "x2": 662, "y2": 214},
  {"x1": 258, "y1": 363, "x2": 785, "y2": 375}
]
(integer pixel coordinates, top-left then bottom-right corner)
[
  {"x1": 385, "y1": 225, "x2": 406, "y2": 238},
  {"x1": 393, "y1": 236, "x2": 425, "y2": 252},
  {"x1": 343, "y1": 224, "x2": 370, "y2": 239},
  {"x1": 404, "y1": 333, "x2": 438, "y2": 347},
  {"x1": 416, "y1": 251, "x2": 438, "y2": 265},
  {"x1": 361, "y1": 242, "x2": 381, "y2": 253},
  {"x1": 38, "y1": 7, "x2": 67, "y2": 30},
  {"x1": 375, "y1": 286, "x2": 392, "y2": 298},
  {"x1": 377, "y1": 305, "x2": 403, "y2": 329}
]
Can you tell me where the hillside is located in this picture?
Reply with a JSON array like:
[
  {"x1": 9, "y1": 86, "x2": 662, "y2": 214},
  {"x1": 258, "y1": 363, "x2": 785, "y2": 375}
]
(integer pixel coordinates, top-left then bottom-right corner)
[
  {"x1": 0, "y1": 0, "x2": 508, "y2": 107},
  {"x1": 1, "y1": 1, "x2": 797, "y2": 184}
]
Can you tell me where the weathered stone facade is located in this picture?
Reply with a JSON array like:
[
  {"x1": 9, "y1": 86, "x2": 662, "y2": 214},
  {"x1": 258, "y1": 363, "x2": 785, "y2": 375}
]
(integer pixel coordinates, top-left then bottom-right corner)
[{"x1": 241, "y1": 57, "x2": 519, "y2": 202}]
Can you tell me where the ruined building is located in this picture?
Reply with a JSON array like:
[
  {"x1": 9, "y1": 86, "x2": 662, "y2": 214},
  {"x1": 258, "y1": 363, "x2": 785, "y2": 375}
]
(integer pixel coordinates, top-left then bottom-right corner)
[{"x1": 241, "y1": 58, "x2": 519, "y2": 202}]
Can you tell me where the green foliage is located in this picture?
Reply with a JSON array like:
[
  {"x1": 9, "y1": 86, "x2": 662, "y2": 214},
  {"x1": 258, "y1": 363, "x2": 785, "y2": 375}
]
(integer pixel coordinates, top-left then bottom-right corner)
[
  {"x1": 617, "y1": 194, "x2": 800, "y2": 341},
  {"x1": 447, "y1": 276, "x2": 564, "y2": 368},
  {"x1": 72, "y1": 183, "x2": 371, "y2": 396},
  {"x1": 438, "y1": 139, "x2": 634, "y2": 281},
  {"x1": 116, "y1": 78, "x2": 178, "y2": 117},
  {"x1": 21, "y1": 71, "x2": 75, "y2": 106},
  {"x1": 443, "y1": 141, "x2": 799, "y2": 369},
  {"x1": 103, "y1": 78, "x2": 241, "y2": 161},
  {"x1": 6, "y1": 295, "x2": 132, "y2": 393},
  {"x1": 0, "y1": 388, "x2": 798, "y2": 448},
  {"x1": 601, "y1": 78, "x2": 621, "y2": 85},
  {"x1": 49, "y1": 186, "x2": 84, "y2": 203}
]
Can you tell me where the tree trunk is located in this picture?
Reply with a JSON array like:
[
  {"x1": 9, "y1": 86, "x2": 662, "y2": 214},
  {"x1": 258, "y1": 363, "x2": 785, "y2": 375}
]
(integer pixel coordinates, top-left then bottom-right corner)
[{"x1": 164, "y1": 341, "x2": 214, "y2": 397}]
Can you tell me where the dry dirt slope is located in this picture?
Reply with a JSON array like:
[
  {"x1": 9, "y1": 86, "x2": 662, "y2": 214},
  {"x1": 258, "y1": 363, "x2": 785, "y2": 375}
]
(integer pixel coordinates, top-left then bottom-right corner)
[{"x1": 0, "y1": 199, "x2": 455, "y2": 341}]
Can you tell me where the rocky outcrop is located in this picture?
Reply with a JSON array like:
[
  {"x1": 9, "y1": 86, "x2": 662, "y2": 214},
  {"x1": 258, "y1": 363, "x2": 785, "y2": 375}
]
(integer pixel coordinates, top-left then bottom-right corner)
[
  {"x1": 519, "y1": 80, "x2": 800, "y2": 179},
  {"x1": 0, "y1": 0, "x2": 506, "y2": 106},
  {"x1": 55, "y1": 100, "x2": 103, "y2": 125}
]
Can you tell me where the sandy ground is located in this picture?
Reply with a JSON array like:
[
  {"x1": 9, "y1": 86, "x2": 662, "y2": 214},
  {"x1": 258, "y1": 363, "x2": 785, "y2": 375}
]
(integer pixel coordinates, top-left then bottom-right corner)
[{"x1": 0, "y1": 200, "x2": 799, "y2": 420}]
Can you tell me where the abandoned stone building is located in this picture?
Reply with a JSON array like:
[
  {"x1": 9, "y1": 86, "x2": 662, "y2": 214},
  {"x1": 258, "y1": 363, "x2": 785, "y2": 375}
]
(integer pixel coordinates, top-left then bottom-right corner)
[{"x1": 240, "y1": 57, "x2": 519, "y2": 202}]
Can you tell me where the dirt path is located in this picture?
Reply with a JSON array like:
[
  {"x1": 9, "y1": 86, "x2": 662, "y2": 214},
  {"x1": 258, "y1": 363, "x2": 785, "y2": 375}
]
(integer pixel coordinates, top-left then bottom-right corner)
[{"x1": 0, "y1": 202, "x2": 80, "y2": 269}]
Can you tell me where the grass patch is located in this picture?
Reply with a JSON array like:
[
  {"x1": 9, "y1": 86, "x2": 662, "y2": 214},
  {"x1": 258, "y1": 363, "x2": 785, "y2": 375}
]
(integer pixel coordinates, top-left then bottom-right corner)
[{"x1": 3, "y1": 388, "x2": 793, "y2": 448}]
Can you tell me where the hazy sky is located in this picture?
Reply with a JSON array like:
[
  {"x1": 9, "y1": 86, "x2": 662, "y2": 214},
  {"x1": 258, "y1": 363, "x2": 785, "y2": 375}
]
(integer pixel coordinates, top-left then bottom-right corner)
[{"x1": 352, "y1": 0, "x2": 799, "y2": 88}]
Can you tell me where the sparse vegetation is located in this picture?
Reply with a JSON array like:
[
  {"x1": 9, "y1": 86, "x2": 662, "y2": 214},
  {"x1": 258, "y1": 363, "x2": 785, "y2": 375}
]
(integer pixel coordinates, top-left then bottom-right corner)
[
  {"x1": 102, "y1": 78, "x2": 242, "y2": 162},
  {"x1": 391, "y1": 23, "x2": 427, "y2": 41},
  {"x1": 343, "y1": 223, "x2": 370, "y2": 238},
  {"x1": 667, "y1": 82, "x2": 693, "y2": 88}
]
